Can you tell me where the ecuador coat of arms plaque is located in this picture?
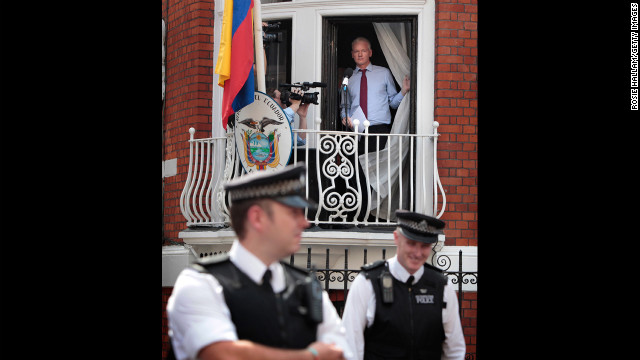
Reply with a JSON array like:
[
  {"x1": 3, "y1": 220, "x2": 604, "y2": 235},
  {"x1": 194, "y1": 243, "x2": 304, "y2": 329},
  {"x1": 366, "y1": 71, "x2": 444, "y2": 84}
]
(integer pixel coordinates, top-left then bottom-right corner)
[{"x1": 234, "y1": 91, "x2": 293, "y2": 173}]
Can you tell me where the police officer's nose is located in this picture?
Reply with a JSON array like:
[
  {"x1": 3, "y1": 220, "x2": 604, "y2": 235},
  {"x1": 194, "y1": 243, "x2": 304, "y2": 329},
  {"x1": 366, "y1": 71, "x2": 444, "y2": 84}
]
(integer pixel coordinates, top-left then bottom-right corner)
[{"x1": 301, "y1": 215, "x2": 310, "y2": 229}]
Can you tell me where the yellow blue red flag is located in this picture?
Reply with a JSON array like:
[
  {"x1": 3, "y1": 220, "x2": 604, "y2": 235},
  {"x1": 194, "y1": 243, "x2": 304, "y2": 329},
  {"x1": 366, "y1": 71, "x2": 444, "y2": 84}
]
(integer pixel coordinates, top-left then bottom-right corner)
[{"x1": 215, "y1": 0, "x2": 255, "y2": 130}]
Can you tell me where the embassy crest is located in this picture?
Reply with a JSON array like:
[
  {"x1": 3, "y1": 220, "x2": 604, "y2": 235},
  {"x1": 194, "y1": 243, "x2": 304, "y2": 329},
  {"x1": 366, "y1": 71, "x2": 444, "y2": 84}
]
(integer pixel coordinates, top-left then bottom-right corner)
[{"x1": 234, "y1": 91, "x2": 293, "y2": 173}]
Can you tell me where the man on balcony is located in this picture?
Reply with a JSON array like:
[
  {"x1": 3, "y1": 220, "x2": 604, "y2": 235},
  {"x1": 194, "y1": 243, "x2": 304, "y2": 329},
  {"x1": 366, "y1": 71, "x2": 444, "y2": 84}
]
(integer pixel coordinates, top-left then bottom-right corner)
[
  {"x1": 340, "y1": 37, "x2": 410, "y2": 155},
  {"x1": 341, "y1": 210, "x2": 466, "y2": 360},
  {"x1": 166, "y1": 164, "x2": 353, "y2": 360}
]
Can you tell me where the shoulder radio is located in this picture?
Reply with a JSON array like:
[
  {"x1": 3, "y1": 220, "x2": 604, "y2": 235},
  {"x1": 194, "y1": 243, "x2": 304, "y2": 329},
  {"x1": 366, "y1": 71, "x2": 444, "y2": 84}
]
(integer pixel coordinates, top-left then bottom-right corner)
[
  {"x1": 379, "y1": 263, "x2": 394, "y2": 304},
  {"x1": 305, "y1": 265, "x2": 323, "y2": 323}
]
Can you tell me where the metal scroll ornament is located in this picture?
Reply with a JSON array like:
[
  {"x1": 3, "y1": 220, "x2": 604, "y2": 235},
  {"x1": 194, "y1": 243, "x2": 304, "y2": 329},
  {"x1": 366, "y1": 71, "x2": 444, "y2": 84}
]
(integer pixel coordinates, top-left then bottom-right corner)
[{"x1": 318, "y1": 134, "x2": 360, "y2": 222}]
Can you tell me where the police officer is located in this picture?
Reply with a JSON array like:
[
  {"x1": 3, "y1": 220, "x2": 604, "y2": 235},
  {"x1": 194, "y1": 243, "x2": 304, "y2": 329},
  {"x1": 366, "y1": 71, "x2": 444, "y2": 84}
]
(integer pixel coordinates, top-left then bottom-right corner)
[
  {"x1": 167, "y1": 164, "x2": 353, "y2": 360},
  {"x1": 341, "y1": 210, "x2": 466, "y2": 360}
]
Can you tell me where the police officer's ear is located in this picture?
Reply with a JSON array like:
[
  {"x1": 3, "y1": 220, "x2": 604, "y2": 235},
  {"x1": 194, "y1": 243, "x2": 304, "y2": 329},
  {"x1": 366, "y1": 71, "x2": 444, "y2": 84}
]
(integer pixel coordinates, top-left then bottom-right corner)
[
  {"x1": 393, "y1": 229, "x2": 401, "y2": 246},
  {"x1": 246, "y1": 201, "x2": 271, "y2": 232}
]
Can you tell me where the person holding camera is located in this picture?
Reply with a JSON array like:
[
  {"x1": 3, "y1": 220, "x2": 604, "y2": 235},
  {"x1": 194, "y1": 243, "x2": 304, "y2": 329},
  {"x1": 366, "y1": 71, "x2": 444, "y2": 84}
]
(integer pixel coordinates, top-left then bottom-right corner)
[
  {"x1": 166, "y1": 164, "x2": 354, "y2": 360},
  {"x1": 269, "y1": 87, "x2": 309, "y2": 146},
  {"x1": 340, "y1": 37, "x2": 410, "y2": 155}
]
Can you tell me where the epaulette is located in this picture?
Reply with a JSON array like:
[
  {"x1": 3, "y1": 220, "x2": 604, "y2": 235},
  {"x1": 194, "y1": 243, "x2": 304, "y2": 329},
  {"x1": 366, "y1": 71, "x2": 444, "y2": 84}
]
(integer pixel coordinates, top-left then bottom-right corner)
[
  {"x1": 361, "y1": 260, "x2": 386, "y2": 272},
  {"x1": 190, "y1": 253, "x2": 230, "y2": 273},
  {"x1": 280, "y1": 261, "x2": 313, "y2": 276},
  {"x1": 423, "y1": 262, "x2": 444, "y2": 273},
  {"x1": 423, "y1": 262, "x2": 449, "y2": 287}
]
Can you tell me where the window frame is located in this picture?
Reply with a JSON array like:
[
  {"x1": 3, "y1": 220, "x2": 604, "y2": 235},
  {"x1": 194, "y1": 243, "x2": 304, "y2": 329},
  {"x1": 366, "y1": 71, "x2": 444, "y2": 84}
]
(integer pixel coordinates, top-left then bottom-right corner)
[{"x1": 320, "y1": 15, "x2": 418, "y2": 133}]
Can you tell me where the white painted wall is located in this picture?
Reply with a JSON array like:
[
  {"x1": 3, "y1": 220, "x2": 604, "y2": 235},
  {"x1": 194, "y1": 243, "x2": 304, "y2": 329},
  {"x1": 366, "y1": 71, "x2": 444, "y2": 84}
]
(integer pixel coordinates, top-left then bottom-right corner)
[
  {"x1": 162, "y1": 245, "x2": 198, "y2": 286},
  {"x1": 162, "y1": 158, "x2": 177, "y2": 178}
]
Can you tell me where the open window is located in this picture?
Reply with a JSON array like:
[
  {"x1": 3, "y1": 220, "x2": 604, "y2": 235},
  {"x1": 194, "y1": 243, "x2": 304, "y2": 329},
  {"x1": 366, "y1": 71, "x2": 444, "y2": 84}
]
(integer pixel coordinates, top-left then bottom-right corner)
[{"x1": 321, "y1": 16, "x2": 417, "y2": 133}]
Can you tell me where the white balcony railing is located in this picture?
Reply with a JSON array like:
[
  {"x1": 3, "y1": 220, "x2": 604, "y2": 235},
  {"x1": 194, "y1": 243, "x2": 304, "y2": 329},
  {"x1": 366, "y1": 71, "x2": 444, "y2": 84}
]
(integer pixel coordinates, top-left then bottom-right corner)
[{"x1": 180, "y1": 121, "x2": 446, "y2": 228}]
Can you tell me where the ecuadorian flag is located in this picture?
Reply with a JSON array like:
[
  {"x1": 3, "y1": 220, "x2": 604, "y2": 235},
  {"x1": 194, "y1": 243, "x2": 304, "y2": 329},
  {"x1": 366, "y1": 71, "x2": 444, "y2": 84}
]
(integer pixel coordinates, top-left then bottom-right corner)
[{"x1": 215, "y1": 0, "x2": 255, "y2": 130}]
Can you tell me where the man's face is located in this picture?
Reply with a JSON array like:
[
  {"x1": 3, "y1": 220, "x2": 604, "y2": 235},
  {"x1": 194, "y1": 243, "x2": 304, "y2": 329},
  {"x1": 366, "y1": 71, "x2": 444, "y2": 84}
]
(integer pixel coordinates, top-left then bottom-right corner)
[
  {"x1": 351, "y1": 40, "x2": 372, "y2": 68},
  {"x1": 394, "y1": 230, "x2": 433, "y2": 274},
  {"x1": 273, "y1": 89, "x2": 283, "y2": 107},
  {"x1": 264, "y1": 201, "x2": 310, "y2": 257}
]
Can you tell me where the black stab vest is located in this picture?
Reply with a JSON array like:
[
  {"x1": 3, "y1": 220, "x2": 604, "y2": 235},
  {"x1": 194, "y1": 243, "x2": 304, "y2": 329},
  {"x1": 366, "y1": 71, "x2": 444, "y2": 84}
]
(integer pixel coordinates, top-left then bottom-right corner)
[
  {"x1": 362, "y1": 260, "x2": 448, "y2": 360},
  {"x1": 192, "y1": 255, "x2": 318, "y2": 349}
]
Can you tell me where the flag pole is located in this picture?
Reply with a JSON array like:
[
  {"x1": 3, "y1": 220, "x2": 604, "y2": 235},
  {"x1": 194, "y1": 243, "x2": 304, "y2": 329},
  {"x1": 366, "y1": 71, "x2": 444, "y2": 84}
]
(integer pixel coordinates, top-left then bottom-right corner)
[{"x1": 253, "y1": 0, "x2": 266, "y2": 92}]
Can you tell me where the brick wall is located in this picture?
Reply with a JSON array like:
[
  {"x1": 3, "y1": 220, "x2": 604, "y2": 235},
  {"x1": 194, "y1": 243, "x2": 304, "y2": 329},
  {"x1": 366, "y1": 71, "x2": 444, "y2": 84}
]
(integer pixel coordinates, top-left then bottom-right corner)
[
  {"x1": 162, "y1": 0, "x2": 216, "y2": 245},
  {"x1": 460, "y1": 290, "x2": 477, "y2": 355},
  {"x1": 162, "y1": 287, "x2": 173, "y2": 359},
  {"x1": 434, "y1": 0, "x2": 478, "y2": 248},
  {"x1": 434, "y1": 1, "x2": 477, "y2": 355}
]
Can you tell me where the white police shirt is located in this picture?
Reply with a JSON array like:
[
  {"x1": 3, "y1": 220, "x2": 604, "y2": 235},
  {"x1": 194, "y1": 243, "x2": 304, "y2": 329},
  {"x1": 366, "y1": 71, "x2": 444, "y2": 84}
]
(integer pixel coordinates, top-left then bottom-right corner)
[
  {"x1": 166, "y1": 240, "x2": 355, "y2": 360},
  {"x1": 341, "y1": 255, "x2": 466, "y2": 360}
]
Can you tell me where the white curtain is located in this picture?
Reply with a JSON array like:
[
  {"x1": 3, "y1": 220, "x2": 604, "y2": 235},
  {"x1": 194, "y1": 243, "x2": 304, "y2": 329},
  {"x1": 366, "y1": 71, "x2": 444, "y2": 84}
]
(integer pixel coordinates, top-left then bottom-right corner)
[{"x1": 358, "y1": 22, "x2": 411, "y2": 220}]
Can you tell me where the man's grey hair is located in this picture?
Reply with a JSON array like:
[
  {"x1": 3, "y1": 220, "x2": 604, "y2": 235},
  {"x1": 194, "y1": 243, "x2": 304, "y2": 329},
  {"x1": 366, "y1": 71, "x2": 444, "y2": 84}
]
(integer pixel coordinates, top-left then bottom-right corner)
[{"x1": 351, "y1": 37, "x2": 371, "y2": 50}]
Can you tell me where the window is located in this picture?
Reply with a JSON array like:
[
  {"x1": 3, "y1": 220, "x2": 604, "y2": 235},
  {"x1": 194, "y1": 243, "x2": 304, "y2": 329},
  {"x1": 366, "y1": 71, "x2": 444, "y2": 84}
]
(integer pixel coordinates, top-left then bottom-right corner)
[
  {"x1": 321, "y1": 16, "x2": 417, "y2": 133},
  {"x1": 262, "y1": 19, "x2": 292, "y2": 93}
]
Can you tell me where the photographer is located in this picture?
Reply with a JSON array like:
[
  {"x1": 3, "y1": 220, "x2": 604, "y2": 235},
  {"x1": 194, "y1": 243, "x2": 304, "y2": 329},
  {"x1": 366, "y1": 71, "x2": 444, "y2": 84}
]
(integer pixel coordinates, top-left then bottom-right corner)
[{"x1": 267, "y1": 87, "x2": 309, "y2": 147}]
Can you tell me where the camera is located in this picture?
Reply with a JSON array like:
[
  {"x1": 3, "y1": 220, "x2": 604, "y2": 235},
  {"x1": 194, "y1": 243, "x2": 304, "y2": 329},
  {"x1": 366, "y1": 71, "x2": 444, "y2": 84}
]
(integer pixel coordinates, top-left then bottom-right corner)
[
  {"x1": 262, "y1": 21, "x2": 281, "y2": 32},
  {"x1": 278, "y1": 82, "x2": 327, "y2": 107},
  {"x1": 262, "y1": 22, "x2": 281, "y2": 46}
]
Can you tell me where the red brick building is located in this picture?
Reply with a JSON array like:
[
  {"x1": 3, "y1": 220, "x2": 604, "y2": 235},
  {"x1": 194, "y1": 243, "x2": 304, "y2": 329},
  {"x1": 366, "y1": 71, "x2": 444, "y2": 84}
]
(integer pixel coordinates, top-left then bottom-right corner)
[{"x1": 162, "y1": 0, "x2": 477, "y2": 358}]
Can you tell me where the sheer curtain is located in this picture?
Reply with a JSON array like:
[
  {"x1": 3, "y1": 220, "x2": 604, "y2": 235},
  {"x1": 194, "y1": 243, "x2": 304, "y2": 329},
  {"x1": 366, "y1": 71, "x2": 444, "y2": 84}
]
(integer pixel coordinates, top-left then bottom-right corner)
[{"x1": 358, "y1": 22, "x2": 411, "y2": 220}]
